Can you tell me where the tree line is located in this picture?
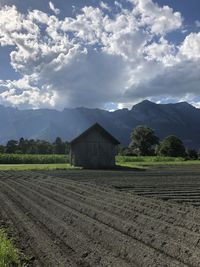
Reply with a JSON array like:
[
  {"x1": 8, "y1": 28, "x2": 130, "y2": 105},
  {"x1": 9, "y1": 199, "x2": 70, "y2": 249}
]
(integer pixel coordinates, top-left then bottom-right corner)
[
  {"x1": 0, "y1": 137, "x2": 70, "y2": 155},
  {"x1": 120, "y1": 125, "x2": 199, "y2": 159},
  {"x1": 0, "y1": 126, "x2": 199, "y2": 159}
]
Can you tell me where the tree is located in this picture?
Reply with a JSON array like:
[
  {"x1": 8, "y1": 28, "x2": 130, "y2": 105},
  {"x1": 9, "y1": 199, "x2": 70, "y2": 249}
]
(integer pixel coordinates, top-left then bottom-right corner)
[
  {"x1": 0, "y1": 145, "x2": 5, "y2": 153},
  {"x1": 6, "y1": 140, "x2": 18, "y2": 153},
  {"x1": 37, "y1": 140, "x2": 53, "y2": 154},
  {"x1": 64, "y1": 141, "x2": 70, "y2": 154},
  {"x1": 129, "y1": 125, "x2": 159, "y2": 156},
  {"x1": 18, "y1": 137, "x2": 28, "y2": 153},
  {"x1": 26, "y1": 139, "x2": 38, "y2": 154},
  {"x1": 186, "y1": 148, "x2": 198, "y2": 160},
  {"x1": 53, "y1": 137, "x2": 65, "y2": 154},
  {"x1": 157, "y1": 135, "x2": 186, "y2": 157},
  {"x1": 3, "y1": 137, "x2": 68, "y2": 154}
]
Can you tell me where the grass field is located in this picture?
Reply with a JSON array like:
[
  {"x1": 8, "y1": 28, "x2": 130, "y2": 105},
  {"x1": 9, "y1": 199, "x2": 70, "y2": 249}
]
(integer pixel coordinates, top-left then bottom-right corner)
[
  {"x1": 0, "y1": 156, "x2": 199, "y2": 170},
  {"x1": 116, "y1": 156, "x2": 200, "y2": 167},
  {"x1": 0, "y1": 163, "x2": 78, "y2": 171},
  {"x1": 0, "y1": 229, "x2": 21, "y2": 267}
]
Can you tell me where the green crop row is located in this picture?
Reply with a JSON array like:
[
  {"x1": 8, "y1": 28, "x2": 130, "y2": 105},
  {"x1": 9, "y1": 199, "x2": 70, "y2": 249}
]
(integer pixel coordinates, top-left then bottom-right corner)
[
  {"x1": 0, "y1": 154, "x2": 196, "y2": 165},
  {"x1": 0, "y1": 154, "x2": 70, "y2": 164},
  {"x1": 116, "y1": 155, "x2": 186, "y2": 163}
]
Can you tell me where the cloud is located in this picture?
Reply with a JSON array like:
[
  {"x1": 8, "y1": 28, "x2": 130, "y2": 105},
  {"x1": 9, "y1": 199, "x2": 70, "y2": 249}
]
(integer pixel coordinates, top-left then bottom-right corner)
[
  {"x1": 124, "y1": 60, "x2": 200, "y2": 101},
  {"x1": 179, "y1": 32, "x2": 200, "y2": 60},
  {"x1": 0, "y1": 76, "x2": 56, "y2": 108},
  {"x1": 114, "y1": 1, "x2": 123, "y2": 10},
  {"x1": 49, "y1": 1, "x2": 60, "y2": 15},
  {"x1": 195, "y1": 20, "x2": 200, "y2": 28},
  {"x1": 130, "y1": 0, "x2": 182, "y2": 35},
  {"x1": 0, "y1": 1, "x2": 199, "y2": 110},
  {"x1": 143, "y1": 37, "x2": 177, "y2": 66},
  {"x1": 100, "y1": 1, "x2": 111, "y2": 11}
]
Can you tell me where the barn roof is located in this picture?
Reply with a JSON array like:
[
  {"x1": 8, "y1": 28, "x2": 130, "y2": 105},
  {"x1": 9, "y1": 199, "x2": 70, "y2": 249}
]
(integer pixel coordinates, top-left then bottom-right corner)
[{"x1": 70, "y1": 123, "x2": 120, "y2": 145}]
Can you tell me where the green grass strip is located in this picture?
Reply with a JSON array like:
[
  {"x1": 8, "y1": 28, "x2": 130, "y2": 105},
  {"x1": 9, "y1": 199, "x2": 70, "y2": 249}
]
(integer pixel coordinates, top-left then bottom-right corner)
[
  {"x1": 0, "y1": 229, "x2": 21, "y2": 267},
  {"x1": 0, "y1": 163, "x2": 80, "y2": 171}
]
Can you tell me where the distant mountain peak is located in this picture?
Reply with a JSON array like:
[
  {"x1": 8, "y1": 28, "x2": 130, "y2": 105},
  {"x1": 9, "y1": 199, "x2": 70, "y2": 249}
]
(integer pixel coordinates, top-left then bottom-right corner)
[
  {"x1": 0, "y1": 101, "x2": 199, "y2": 148},
  {"x1": 176, "y1": 101, "x2": 193, "y2": 107},
  {"x1": 164, "y1": 101, "x2": 194, "y2": 110},
  {"x1": 140, "y1": 99, "x2": 155, "y2": 105},
  {"x1": 132, "y1": 99, "x2": 157, "y2": 110},
  {"x1": 132, "y1": 100, "x2": 193, "y2": 110}
]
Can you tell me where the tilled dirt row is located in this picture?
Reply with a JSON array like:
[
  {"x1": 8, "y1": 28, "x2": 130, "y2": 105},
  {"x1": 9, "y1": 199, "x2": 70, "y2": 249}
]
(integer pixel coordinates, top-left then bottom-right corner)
[
  {"x1": 1, "y1": 170, "x2": 200, "y2": 266},
  {"x1": 38, "y1": 167, "x2": 200, "y2": 206}
]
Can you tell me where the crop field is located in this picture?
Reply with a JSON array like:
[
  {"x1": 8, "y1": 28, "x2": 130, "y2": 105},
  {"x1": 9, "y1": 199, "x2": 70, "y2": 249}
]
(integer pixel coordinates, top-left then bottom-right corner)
[
  {"x1": 43, "y1": 165, "x2": 200, "y2": 206},
  {"x1": 1, "y1": 166, "x2": 200, "y2": 266},
  {"x1": 0, "y1": 154, "x2": 69, "y2": 164}
]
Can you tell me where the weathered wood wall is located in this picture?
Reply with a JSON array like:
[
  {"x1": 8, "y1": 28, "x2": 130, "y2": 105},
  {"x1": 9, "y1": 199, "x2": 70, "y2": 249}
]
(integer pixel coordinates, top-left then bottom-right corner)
[{"x1": 70, "y1": 128, "x2": 117, "y2": 168}]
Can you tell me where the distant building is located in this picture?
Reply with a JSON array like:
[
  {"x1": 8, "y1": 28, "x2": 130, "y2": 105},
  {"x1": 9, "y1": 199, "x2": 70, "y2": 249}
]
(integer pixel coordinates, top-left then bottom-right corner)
[{"x1": 70, "y1": 123, "x2": 120, "y2": 168}]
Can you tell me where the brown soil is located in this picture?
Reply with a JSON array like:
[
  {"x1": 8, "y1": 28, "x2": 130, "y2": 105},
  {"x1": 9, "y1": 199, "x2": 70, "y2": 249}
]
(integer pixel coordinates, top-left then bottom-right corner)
[{"x1": 0, "y1": 168, "x2": 200, "y2": 266}]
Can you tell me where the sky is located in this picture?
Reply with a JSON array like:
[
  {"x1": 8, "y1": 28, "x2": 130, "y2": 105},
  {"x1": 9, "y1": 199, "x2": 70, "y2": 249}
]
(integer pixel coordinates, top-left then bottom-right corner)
[{"x1": 0, "y1": 0, "x2": 200, "y2": 110}]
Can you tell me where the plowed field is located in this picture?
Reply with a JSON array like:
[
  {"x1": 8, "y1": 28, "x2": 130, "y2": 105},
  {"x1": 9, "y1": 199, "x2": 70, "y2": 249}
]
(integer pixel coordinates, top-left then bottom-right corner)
[
  {"x1": 0, "y1": 167, "x2": 200, "y2": 266},
  {"x1": 44, "y1": 166, "x2": 200, "y2": 206}
]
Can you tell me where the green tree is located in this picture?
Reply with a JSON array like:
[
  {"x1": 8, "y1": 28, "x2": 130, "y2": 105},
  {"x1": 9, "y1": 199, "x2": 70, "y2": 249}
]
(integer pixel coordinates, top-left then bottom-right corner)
[
  {"x1": 64, "y1": 141, "x2": 70, "y2": 154},
  {"x1": 4, "y1": 137, "x2": 68, "y2": 155},
  {"x1": 0, "y1": 145, "x2": 5, "y2": 153},
  {"x1": 53, "y1": 137, "x2": 65, "y2": 154},
  {"x1": 18, "y1": 137, "x2": 28, "y2": 153},
  {"x1": 186, "y1": 148, "x2": 198, "y2": 160},
  {"x1": 6, "y1": 140, "x2": 18, "y2": 153},
  {"x1": 37, "y1": 140, "x2": 53, "y2": 154},
  {"x1": 129, "y1": 125, "x2": 159, "y2": 156},
  {"x1": 26, "y1": 139, "x2": 38, "y2": 154},
  {"x1": 157, "y1": 135, "x2": 186, "y2": 157}
]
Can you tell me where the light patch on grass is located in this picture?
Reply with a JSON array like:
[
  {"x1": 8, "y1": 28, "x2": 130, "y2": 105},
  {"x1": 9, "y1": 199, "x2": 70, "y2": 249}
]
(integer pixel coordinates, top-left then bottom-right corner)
[
  {"x1": 0, "y1": 229, "x2": 21, "y2": 267},
  {"x1": 116, "y1": 156, "x2": 200, "y2": 168},
  {"x1": 0, "y1": 163, "x2": 80, "y2": 171}
]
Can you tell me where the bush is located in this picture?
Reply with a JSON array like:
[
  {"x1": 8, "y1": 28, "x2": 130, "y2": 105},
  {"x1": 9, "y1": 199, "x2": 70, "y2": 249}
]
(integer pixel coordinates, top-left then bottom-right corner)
[
  {"x1": 0, "y1": 229, "x2": 20, "y2": 267},
  {"x1": 186, "y1": 149, "x2": 198, "y2": 160},
  {"x1": 118, "y1": 147, "x2": 138, "y2": 156},
  {"x1": 116, "y1": 155, "x2": 185, "y2": 163}
]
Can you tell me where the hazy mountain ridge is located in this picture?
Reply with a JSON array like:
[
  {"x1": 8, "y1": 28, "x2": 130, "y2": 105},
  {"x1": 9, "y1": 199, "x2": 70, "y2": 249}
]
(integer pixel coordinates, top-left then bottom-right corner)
[{"x1": 0, "y1": 100, "x2": 200, "y2": 148}]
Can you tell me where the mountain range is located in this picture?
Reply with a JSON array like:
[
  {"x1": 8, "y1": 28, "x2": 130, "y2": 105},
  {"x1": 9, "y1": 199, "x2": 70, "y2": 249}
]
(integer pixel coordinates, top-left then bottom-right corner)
[{"x1": 0, "y1": 100, "x2": 200, "y2": 149}]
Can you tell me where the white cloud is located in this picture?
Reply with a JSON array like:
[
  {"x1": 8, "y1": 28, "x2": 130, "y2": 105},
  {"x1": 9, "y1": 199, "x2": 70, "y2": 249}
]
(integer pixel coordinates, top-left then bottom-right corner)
[
  {"x1": 100, "y1": 2, "x2": 111, "y2": 11},
  {"x1": 49, "y1": 1, "x2": 60, "y2": 15},
  {"x1": 179, "y1": 32, "x2": 200, "y2": 60},
  {"x1": 0, "y1": 1, "x2": 199, "y2": 110},
  {"x1": 195, "y1": 20, "x2": 200, "y2": 28},
  {"x1": 192, "y1": 102, "x2": 200, "y2": 109},
  {"x1": 131, "y1": 0, "x2": 182, "y2": 35},
  {"x1": 114, "y1": 1, "x2": 123, "y2": 10},
  {"x1": 144, "y1": 37, "x2": 177, "y2": 66},
  {"x1": 0, "y1": 76, "x2": 56, "y2": 108}
]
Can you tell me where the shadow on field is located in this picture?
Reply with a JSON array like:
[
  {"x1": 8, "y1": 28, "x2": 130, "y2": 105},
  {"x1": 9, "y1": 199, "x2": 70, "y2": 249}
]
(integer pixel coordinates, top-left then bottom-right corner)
[
  {"x1": 113, "y1": 165, "x2": 146, "y2": 172},
  {"x1": 82, "y1": 165, "x2": 146, "y2": 172}
]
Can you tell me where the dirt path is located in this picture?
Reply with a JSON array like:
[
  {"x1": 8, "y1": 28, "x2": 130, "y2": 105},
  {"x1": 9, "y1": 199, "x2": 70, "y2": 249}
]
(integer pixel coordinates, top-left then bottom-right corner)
[{"x1": 0, "y1": 170, "x2": 200, "y2": 266}]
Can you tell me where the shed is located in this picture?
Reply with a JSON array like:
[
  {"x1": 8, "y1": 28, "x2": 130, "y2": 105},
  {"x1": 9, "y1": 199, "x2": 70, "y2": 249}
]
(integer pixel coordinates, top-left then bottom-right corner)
[{"x1": 70, "y1": 123, "x2": 120, "y2": 168}]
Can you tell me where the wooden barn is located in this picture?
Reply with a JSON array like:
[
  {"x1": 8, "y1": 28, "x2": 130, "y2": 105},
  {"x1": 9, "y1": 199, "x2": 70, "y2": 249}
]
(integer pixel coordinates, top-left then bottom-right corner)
[{"x1": 70, "y1": 123, "x2": 120, "y2": 168}]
